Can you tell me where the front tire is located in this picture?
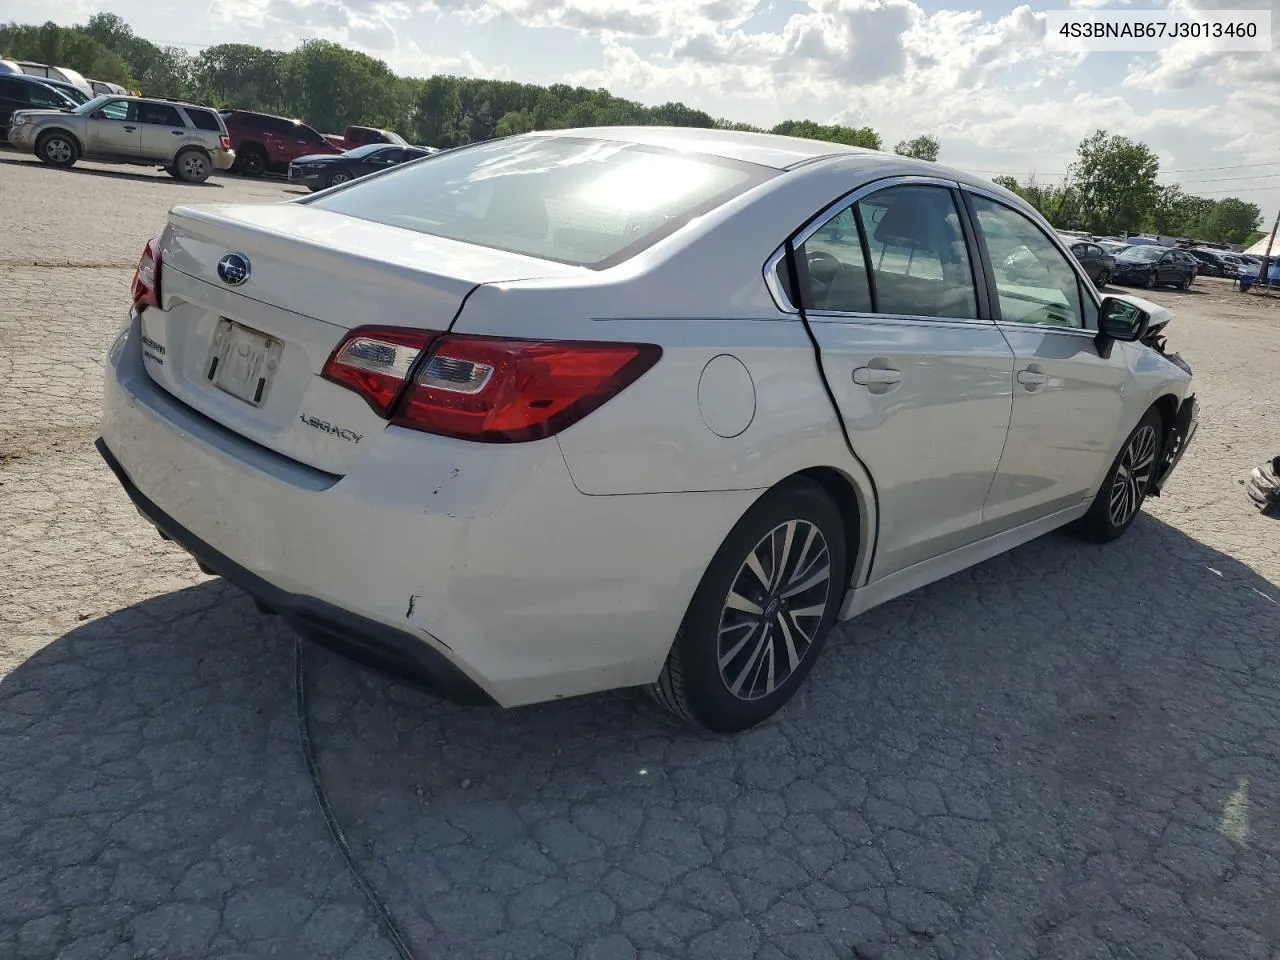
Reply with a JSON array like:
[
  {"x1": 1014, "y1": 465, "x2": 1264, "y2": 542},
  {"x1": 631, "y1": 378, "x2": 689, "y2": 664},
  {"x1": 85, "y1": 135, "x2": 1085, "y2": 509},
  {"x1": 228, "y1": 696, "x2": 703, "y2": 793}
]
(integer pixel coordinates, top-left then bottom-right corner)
[
  {"x1": 1074, "y1": 408, "x2": 1163, "y2": 543},
  {"x1": 1097, "y1": 269, "x2": 1111, "y2": 288},
  {"x1": 326, "y1": 170, "x2": 352, "y2": 188},
  {"x1": 1143, "y1": 272, "x2": 1156, "y2": 290},
  {"x1": 650, "y1": 479, "x2": 848, "y2": 732},
  {"x1": 36, "y1": 131, "x2": 78, "y2": 168}
]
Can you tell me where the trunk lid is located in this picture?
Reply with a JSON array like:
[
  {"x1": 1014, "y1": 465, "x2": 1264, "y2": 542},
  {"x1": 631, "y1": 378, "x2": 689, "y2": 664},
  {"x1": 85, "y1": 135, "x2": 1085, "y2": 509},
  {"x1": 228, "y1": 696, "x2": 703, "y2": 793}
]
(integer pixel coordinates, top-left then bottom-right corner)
[{"x1": 142, "y1": 202, "x2": 583, "y2": 475}]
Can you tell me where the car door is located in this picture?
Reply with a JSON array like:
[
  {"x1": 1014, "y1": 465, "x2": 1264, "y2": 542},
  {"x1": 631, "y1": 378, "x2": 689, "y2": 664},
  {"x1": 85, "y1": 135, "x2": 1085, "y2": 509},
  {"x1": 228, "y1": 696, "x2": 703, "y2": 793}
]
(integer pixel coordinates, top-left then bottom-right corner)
[
  {"x1": 788, "y1": 178, "x2": 1016, "y2": 578},
  {"x1": 1070, "y1": 242, "x2": 1097, "y2": 280},
  {"x1": 83, "y1": 98, "x2": 140, "y2": 156},
  {"x1": 965, "y1": 189, "x2": 1128, "y2": 528},
  {"x1": 136, "y1": 101, "x2": 189, "y2": 160}
]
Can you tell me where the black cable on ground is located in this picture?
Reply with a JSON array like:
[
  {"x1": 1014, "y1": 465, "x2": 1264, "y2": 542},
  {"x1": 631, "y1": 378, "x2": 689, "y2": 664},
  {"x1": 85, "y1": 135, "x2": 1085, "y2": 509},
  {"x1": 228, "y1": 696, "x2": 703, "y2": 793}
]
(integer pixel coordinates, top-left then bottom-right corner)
[{"x1": 294, "y1": 637, "x2": 419, "y2": 960}]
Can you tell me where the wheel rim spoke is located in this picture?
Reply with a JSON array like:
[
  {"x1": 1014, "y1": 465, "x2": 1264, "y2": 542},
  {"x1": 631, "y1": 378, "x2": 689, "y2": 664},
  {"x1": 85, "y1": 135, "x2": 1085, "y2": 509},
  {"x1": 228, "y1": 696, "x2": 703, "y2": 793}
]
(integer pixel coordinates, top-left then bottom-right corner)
[
  {"x1": 1108, "y1": 424, "x2": 1157, "y2": 527},
  {"x1": 717, "y1": 518, "x2": 833, "y2": 702}
]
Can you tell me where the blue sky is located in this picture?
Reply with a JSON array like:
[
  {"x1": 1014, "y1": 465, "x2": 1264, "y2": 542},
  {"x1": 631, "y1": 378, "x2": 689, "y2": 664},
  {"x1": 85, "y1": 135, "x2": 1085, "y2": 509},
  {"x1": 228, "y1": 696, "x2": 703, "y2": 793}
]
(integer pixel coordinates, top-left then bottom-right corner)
[{"x1": 10, "y1": 0, "x2": 1280, "y2": 220}]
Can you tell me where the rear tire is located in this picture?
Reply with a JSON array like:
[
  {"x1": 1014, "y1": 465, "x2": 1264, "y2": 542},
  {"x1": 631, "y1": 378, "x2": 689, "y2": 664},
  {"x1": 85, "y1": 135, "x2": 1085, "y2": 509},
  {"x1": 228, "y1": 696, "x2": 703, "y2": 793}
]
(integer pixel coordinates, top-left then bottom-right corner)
[
  {"x1": 36, "y1": 131, "x2": 78, "y2": 168},
  {"x1": 1097, "y1": 269, "x2": 1111, "y2": 288},
  {"x1": 1074, "y1": 408, "x2": 1163, "y2": 543},
  {"x1": 649, "y1": 479, "x2": 848, "y2": 732},
  {"x1": 173, "y1": 148, "x2": 211, "y2": 183},
  {"x1": 237, "y1": 145, "x2": 267, "y2": 177}
]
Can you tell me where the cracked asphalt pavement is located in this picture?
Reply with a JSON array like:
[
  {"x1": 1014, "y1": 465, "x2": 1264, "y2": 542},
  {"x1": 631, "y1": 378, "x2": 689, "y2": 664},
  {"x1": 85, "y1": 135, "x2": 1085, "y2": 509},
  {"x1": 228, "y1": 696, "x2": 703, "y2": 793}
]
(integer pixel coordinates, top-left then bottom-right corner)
[{"x1": 3, "y1": 149, "x2": 1280, "y2": 960}]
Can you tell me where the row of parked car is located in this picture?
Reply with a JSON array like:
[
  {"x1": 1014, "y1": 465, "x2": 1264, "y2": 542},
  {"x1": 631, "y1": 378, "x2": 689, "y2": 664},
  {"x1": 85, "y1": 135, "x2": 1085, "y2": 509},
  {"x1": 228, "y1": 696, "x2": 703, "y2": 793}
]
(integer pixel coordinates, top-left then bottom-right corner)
[
  {"x1": 2, "y1": 83, "x2": 438, "y2": 187},
  {"x1": 1054, "y1": 229, "x2": 1266, "y2": 291}
]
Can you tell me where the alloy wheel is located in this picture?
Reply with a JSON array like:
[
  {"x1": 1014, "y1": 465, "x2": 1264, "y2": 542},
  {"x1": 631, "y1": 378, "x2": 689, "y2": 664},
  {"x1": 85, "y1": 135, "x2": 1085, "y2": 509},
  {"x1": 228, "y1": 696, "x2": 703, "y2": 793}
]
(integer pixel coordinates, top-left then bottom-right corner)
[
  {"x1": 1108, "y1": 424, "x2": 1158, "y2": 528},
  {"x1": 45, "y1": 138, "x2": 72, "y2": 163},
  {"x1": 330, "y1": 171, "x2": 351, "y2": 186},
  {"x1": 716, "y1": 519, "x2": 832, "y2": 701},
  {"x1": 181, "y1": 154, "x2": 208, "y2": 180}
]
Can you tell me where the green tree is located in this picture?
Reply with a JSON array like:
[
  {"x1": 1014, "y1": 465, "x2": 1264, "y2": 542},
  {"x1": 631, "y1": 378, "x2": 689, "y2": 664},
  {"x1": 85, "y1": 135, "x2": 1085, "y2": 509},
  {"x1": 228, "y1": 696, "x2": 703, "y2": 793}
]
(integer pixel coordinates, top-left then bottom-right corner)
[
  {"x1": 894, "y1": 134, "x2": 940, "y2": 161},
  {"x1": 192, "y1": 43, "x2": 285, "y2": 111},
  {"x1": 1069, "y1": 130, "x2": 1161, "y2": 236},
  {"x1": 494, "y1": 109, "x2": 535, "y2": 137},
  {"x1": 414, "y1": 76, "x2": 463, "y2": 146},
  {"x1": 280, "y1": 39, "x2": 401, "y2": 133},
  {"x1": 1201, "y1": 197, "x2": 1263, "y2": 245},
  {"x1": 770, "y1": 119, "x2": 881, "y2": 150}
]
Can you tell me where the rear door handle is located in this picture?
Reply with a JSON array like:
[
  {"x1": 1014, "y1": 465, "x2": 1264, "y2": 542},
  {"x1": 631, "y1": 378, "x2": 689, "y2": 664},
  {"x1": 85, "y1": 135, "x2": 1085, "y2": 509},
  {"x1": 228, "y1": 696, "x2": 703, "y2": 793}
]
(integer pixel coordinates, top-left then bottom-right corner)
[
  {"x1": 853, "y1": 367, "x2": 903, "y2": 386},
  {"x1": 172, "y1": 130, "x2": 184, "y2": 135},
  {"x1": 122, "y1": 125, "x2": 136, "y2": 132},
  {"x1": 1017, "y1": 369, "x2": 1048, "y2": 387}
]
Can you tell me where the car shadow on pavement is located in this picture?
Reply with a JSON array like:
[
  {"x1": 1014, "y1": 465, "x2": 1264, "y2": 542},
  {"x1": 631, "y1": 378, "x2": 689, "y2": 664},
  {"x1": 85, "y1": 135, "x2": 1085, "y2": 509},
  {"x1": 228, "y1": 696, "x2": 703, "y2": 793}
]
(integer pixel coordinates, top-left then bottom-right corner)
[
  {"x1": 0, "y1": 153, "x2": 225, "y2": 187},
  {"x1": 3, "y1": 513, "x2": 1280, "y2": 959}
]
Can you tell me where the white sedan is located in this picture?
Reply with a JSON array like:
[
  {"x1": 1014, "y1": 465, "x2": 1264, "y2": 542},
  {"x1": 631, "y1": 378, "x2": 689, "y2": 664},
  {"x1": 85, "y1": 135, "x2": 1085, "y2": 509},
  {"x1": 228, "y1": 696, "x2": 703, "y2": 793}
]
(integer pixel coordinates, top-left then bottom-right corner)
[{"x1": 98, "y1": 127, "x2": 1198, "y2": 732}]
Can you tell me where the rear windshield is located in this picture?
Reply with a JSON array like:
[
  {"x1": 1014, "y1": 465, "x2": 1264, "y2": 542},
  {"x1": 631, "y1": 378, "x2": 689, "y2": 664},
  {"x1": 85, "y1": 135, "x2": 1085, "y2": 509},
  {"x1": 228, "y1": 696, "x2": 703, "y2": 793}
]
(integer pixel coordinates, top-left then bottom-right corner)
[
  {"x1": 185, "y1": 108, "x2": 222, "y2": 132},
  {"x1": 305, "y1": 136, "x2": 775, "y2": 268}
]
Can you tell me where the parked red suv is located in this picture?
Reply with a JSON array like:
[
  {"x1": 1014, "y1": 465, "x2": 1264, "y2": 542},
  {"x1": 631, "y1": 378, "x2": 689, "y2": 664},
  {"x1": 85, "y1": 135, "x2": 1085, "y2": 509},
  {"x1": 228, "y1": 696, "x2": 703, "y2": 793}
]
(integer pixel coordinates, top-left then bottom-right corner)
[
  {"x1": 321, "y1": 125, "x2": 408, "y2": 150},
  {"x1": 218, "y1": 109, "x2": 339, "y2": 176}
]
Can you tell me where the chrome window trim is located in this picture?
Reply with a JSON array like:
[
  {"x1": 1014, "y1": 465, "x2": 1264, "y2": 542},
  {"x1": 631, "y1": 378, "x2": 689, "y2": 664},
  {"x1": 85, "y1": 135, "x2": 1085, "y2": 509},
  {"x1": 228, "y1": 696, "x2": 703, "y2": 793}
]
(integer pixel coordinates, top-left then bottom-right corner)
[
  {"x1": 761, "y1": 174, "x2": 971, "y2": 316},
  {"x1": 804, "y1": 311, "x2": 995, "y2": 330}
]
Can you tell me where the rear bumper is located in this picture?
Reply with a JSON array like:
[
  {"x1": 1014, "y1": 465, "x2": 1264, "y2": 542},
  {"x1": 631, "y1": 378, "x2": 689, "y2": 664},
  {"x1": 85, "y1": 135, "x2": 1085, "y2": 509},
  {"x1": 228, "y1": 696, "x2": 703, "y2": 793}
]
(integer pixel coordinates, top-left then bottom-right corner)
[
  {"x1": 98, "y1": 312, "x2": 754, "y2": 706},
  {"x1": 211, "y1": 148, "x2": 236, "y2": 171},
  {"x1": 96, "y1": 436, "x2": 493, "y2": 704}
]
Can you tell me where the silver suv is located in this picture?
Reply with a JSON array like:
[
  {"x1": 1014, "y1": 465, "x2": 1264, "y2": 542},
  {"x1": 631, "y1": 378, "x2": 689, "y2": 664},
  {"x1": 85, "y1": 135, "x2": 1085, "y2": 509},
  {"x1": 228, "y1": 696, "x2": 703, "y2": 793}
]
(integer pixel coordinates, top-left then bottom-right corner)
[{"x1": 7, "y1": 94, "x2": 236, "y2": 183}]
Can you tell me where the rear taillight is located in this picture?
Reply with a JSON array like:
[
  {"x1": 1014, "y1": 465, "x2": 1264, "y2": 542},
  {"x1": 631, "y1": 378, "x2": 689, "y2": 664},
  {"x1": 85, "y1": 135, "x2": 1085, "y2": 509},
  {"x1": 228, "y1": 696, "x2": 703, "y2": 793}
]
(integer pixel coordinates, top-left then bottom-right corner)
[
  {"x1": 219, "y1": 135, "x2": 232, "y2": 150},
  {"x1": 321, "y1": 327, "x2": 443, "y2": 415},
  {"x1": 130, "y1": 238, "x2": 162, "y2": 310},
  {"x1": 322, "y1": 326, "x2": 662, "y2": 443}
]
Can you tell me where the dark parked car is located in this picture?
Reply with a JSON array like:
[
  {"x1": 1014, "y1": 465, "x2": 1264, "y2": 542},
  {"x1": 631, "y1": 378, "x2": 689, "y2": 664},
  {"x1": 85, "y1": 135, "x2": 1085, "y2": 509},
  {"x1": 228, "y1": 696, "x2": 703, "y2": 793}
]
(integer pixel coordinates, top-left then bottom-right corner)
[
  {"x1": 1111, "y1": 245, "x2": 1196, "y2": 290},
  {"x1": 219, "y1": 108, "x2": 339, "y2": 176},
  {"x1": 1187, "y1": 248, "x2": 1236, "y2": 277},
  {"x1": 287, "y1": 142, "x2": 437, "y2": 191},
  {"x1": 0, "y1": 75, "x2": 78, "y2": 139},
  {"x1": 1066, "y1": 239, "x2": 1116, "y2": 286}
]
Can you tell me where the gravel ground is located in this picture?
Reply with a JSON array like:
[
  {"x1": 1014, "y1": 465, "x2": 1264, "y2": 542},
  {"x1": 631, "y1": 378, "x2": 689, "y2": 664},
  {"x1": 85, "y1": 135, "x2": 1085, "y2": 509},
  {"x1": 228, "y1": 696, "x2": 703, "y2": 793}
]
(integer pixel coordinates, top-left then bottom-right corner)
[{"x1": 2, "y1": 149, "x2": 1280, "y2": 960}]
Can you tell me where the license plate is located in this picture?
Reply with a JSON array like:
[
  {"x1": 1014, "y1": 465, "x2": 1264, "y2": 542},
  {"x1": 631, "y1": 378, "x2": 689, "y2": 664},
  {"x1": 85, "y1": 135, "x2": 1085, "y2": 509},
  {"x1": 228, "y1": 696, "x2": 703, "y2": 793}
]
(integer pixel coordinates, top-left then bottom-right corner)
[{"x1": 205, "y1": 318, "x2": 282, "y2": 407}]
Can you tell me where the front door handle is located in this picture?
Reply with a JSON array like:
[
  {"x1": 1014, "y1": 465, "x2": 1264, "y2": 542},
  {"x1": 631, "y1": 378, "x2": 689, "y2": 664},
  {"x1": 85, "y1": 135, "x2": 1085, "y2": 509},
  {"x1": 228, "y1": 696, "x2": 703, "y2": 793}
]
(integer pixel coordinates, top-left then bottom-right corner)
[
  {"x1": 122, "y1": 125, "x2": 136, "y2": 132},
  {"x1": 172, "y1": 130, "x2": 184, "y2": 135},
  {"x1": 1017, "y1": 368, "x2": 1048, "y2": 387},
  {"x1": 853, "y1": 366, "x2": 903, "y2": 386}
]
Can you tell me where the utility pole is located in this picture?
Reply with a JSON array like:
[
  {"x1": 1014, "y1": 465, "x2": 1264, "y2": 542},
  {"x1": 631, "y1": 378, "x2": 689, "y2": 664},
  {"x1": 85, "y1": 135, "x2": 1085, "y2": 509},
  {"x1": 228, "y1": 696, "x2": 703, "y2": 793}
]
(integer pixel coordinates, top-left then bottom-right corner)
[{"x1": 1261, "y1": 208, "x2": 1280, "y2": 290}]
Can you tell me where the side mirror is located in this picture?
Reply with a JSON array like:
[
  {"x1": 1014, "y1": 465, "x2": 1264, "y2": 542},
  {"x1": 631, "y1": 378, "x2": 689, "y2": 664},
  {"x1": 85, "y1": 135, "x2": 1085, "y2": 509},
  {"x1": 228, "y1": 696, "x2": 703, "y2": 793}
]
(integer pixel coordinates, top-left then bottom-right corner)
[
  {"x1": 1097, "y1": 296, "x2": 1150, "y2": 343},
  {"x1": 91, "y1": 109, "x2": 105, "y2": 119}
]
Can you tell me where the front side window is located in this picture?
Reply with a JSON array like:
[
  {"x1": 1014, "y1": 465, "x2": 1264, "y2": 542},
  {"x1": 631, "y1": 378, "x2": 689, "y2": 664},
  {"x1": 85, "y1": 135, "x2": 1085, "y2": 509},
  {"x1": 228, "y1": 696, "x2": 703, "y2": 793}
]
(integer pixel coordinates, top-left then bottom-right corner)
[
  {"x1": 858, "y1": 185, "x2": 979, "y2": 320},
  {"x1": 27, "y1": 85, "x2": 71, "y2": 108},
  {"x1": 971, "y1": 195, "x2": 1083, "y2": 329},
  {"x1": 96, "y1": 99, "x2": 130, "y2": 122},
  {"x1": 309, "y1": 136, "x2": 774, "y2": 268}
]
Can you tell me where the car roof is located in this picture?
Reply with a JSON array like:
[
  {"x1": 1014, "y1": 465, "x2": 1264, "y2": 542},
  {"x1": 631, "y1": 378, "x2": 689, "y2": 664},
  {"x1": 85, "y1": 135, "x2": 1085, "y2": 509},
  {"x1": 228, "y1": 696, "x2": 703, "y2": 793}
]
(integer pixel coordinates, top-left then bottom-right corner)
[{"x1": 512, "y1": 126, "x2": 1025, "y2": 196}]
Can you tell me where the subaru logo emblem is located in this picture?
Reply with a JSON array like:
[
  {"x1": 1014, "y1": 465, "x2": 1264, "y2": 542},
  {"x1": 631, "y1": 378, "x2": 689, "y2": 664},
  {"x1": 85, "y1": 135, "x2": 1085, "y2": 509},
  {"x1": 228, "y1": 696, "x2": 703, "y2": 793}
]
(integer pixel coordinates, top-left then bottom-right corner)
[{"x1": 216, "y1": 253, "x2": 250, "y2": 286}]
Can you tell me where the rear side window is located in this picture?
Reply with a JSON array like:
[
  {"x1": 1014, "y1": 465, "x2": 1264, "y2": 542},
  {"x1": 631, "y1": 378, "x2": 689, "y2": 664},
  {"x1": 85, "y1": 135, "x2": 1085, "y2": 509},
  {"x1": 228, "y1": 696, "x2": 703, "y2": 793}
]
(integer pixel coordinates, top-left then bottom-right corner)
[
  {"x1": 858, "y1": 185, "x2": 979, "y2": 320},
  {"x1": 136, "y1": 102, "x2": 183, "y2": 126},
  {"x1": 185, "y1": 108, "x2": 222, "y2": 132},
  {"x1": 307, "y1": 136, "x2": 775, "y2": 268},
  {"x1": 0, "y1": 78, "x2": 27, "y2": 101}
]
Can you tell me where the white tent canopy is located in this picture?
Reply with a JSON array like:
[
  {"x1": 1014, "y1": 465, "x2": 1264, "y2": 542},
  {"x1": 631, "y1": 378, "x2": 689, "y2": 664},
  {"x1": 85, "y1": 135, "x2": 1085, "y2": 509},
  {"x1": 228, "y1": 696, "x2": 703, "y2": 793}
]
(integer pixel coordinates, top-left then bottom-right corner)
[{"x1": 1245, "y1": 234, "x2": 1279, "y2": 256}]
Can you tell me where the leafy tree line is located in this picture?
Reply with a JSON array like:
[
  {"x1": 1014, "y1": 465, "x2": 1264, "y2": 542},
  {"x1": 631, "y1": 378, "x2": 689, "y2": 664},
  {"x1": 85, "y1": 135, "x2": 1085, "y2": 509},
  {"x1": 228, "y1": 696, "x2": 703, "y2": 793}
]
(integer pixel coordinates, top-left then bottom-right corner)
[
  {"x1": 994, "y1": 131, "x2": 1264, "y2": 246},
  {"x1": 1, "y1": 15, "x2": 929, "y2": 155}
]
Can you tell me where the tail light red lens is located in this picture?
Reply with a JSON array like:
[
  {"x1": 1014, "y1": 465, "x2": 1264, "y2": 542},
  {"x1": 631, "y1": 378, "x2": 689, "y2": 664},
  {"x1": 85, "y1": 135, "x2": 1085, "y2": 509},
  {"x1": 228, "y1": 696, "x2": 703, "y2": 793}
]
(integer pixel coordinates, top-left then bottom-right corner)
[
  {"x1": 130, "y1": 238, "x2": 162, "y2": 310},
  {"x1": 322, "y1": 326, "x2": 662, "y2": 442},
  {"x1": 321, "y1": 327, "x2": 442, "y2": 415},
  {"x1": 219, "y1": 135, "x2": 233, "y2": 150},
  {"x1": 394, "y1": 336, "x2": 662, "y2": 443}
]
